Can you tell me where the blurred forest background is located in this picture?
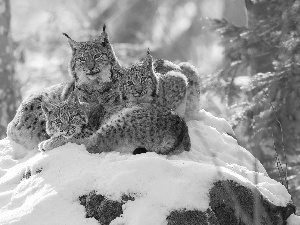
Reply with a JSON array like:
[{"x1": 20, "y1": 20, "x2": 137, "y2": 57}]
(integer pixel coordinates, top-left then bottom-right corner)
[{"x1": 0, "y1": 0, "x2": 299, "y2": 214}]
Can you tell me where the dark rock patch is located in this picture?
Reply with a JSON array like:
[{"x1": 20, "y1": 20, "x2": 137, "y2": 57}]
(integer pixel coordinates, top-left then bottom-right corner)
[
  {"x1": 167, "y1": 208, "x2": 219, "y2": 225},
  {"x1": 209, "y1": 180, "x2": 296, "y2": 225},
  {"x1": 78, "y1": 180, "x2": 296, "y2": 225},
  {"x1": 79, "y1": 191, "x2": 134, "y2": 225},
  {"x1": 133, "y1": 147, "x2": 148, "y2": 155},
  {"x1": 22, "y1": 170, "x2": 31, "y2": 180},
  {"x1": 21, "y1": 167, "x2": 43, "y2": 180},
  {"x1": 36, "y1": 168, "x2": 43, "y2": 174}
]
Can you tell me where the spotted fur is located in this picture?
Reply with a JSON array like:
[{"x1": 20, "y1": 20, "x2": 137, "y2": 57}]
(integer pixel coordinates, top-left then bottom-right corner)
[
  {"x1": 116, "y1": 51, "x2": 158, "y2": 106},
  {"x1": 84, "y1": 104, "x2": 191, "y2": 155},
  {"x1": 7, "y1": 26, "x2": 118, "y2": 150},
  {"x1": 156, "y1": 70, "x2": 188, "y2": 112},
  {"x1": 61, "y1": 26, "x2": 121, "y2": 106},
  {"x1": 62, "y1": 29, "x2": 200, "y2": 117},
  {"x1": 39, "y1": 97, "x2": 190, "y2": 155},
  {"x1": 7, "y1": 81, "x2": 74, "y2": 149},
  {"x1": 38, "y1": 93, "x2": 105, "y2": 151},
  {"x1": 8, "y1": 26, "x2": 200, "y2": 151},
  {"x1": 41, "y1": 93, "x2": 89, "y2": 138},
  {"x1": 153, "y1": 59, "x2": 201, "y2": 119},
  {"x1": 63, "y1": 26, "x2": 119, "y2": 86}
]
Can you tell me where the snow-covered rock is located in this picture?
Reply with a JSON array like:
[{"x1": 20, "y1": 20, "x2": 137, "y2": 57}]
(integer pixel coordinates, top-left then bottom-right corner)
[{"x1": 0, "y1": 110, "x2": 298, "y2": 224}]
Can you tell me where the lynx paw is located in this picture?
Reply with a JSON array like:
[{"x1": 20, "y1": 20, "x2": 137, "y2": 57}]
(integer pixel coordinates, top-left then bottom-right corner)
[
  {"x1": 38, "y1": 139, "x2": 57, "y2": 151},
  {"x1": 38, "y1": 140, "x2": 48, "y2": 152}
]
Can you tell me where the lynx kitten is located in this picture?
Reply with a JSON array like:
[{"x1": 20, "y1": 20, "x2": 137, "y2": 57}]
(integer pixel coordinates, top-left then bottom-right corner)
[
  {"x1": 7, "y1": 82, "x2": 73, "y2": 149},
  {"x1": 115, "y1": 49, "x2": 158, "y2": 106},
  {"x1": 39, "y1": 94, "x2": 190, "y2": 155}
]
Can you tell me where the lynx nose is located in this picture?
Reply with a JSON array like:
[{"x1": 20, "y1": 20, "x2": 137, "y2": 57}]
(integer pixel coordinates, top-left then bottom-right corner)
[{"x1": 87, "y1": 60, "x2": 95, "y2": 71}]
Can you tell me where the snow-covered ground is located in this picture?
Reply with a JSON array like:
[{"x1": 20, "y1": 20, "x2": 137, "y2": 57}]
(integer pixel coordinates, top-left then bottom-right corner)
[{"x1": 0, "y1": 110, "x2": 299, "y2": 225}]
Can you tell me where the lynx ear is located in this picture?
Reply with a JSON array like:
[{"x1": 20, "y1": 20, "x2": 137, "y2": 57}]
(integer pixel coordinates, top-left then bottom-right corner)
[
  {"x1": 144, "y1": 48, "x2": 153, "y2": 67},
  {"x1": 62, "y1": 33, "x2": 80, "y2": 51},
  {"x1": 95, "y1": 24, "x2": 121, "y2": 67},
  {"x1": 96, "y1": 24, "x2": 109, "y2": 47}
]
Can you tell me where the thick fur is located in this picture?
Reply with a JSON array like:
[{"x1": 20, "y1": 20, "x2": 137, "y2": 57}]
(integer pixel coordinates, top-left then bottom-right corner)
[
  {"x1": 154, "y1": 59, "x2": 201, "y2": 119},
  {"x1": 39, "y1": 101, "x2": 190, "y2": 155},
  {"x1": 115, "y1": 52, "x2": 158, "y2": 106},
  {"x1": 61, "y1": 28, "x2": 121, "y2": 106},
  {"x1": 7, "y1": 82, "x2": 73, "y2": 149},
  {"x1": 38, "y1": 93, "x2": 105, "y2": 151},
  {"x1": 84, "y1": 104, "x2": 190, "y2": 154},
  {"x1": 62, "y1": 30, "x2": 201, "y2": 118},
  {"x1": 7, "y1": 28, "x2": 118, "y2": 149},
  {"x1": 8, "y1": 27, "x2": 200, "y2": 152}
]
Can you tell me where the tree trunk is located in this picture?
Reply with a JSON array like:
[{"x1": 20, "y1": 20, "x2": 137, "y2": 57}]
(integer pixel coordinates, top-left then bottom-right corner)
[{"x1": 0, "y1": 0, "x2": 20, "y2": 138}]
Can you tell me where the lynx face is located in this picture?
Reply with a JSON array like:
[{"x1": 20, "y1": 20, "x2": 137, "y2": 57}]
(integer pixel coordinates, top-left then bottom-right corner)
[
  {"x1": 119, "y1": 51, "x2": 158, "y2": 103},
  {"x1": 71, "y1": 42, "x2": 112, "y2": 85},
  {"x1": 41, "y1": 94, "x2": 88, "y2": 139},
  {"x1": 63, "y1": 27, "x2": 119, "y2": 87}
]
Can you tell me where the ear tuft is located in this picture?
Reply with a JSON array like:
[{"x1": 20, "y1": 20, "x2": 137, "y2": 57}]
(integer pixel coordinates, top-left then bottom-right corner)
[
  {"x1": 145, "y1": 49, "x2": 153, "y2": 66},
  {"x1": 62, "y1": 33, "x2": 80, "y2": 50},
  {"x1": 62, "y1": 33, "x2": 71, "y2": 39},
  {"x1": 98, "y1": 24, "x2": 109, "y2": 47}
]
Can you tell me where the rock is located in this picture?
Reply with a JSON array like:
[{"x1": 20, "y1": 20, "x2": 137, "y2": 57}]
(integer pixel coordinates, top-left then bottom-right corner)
[
  {"x1": 166, "y1": 209, "x2": 219, "y2": 225},
  {"x1": 209, "y1": 180, "x2": 296, "y2": 225},
  {"x1": 79, "y1": 180, "x2": 295, "y2": 225},
  {"x1": 79, "y1": 191, "x2": 134, "y2": 225}
]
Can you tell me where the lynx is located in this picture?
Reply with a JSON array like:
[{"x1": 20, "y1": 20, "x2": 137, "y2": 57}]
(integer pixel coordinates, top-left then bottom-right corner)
[
  {"x1": 7, "y1": 82, "x2": 73, "y2": 149},
  {"x1": 62, "y1": 26, "x2": 200, "y2": 117},
  {"x1": 62, "y1": 29, "x2": 200, "y2": 117},
  {"x1": 7, "y1": 25, "x2": 118, "y2": 149},
  {"x1": 38, "y1": 93, "x2": 105, "y2": 151},
  {"x1": 8, "y1": 25, "x2": 200, "y2": 150},
  {"x1": 115, "y1": 50, "x2": 158, "y2": 106},
  {"x1": 39, "y1": 94, "x2": 190, "y2": 155},
  {"x1": 61, "y1": 25, "x2": 121, "y2": 106}
]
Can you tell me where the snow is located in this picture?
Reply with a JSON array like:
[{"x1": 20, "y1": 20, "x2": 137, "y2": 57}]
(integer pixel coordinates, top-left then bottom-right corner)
[
  {"x1": 287, "y1": 214, "x2": 300, "y2": 225},
  {"x1": 0, "y1": 110, "x2": 298, "y2": 225}
]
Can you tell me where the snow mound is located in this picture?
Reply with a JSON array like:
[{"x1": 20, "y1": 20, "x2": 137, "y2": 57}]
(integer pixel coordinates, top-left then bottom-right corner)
[{"x1": 0, "y1": 110, "x2": 297, "y2": 225}]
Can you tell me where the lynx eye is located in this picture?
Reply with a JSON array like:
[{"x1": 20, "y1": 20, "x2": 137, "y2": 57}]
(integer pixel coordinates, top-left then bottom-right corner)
[
  {"x1": 127, "y1": 81, "x2": 134, "y2": 86},
  {"x1": 94, "y1": 53, "x2": 102, "y2": 59},
  {"x1": 54, "y1": 119, "x2": 62, "y2": 125},
  {"x1": 71, "y1": 116, "x2": 80, "y2": 123},
  {"x1": 78, "y1": 57, "x2": 86, "y2": 62}
]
